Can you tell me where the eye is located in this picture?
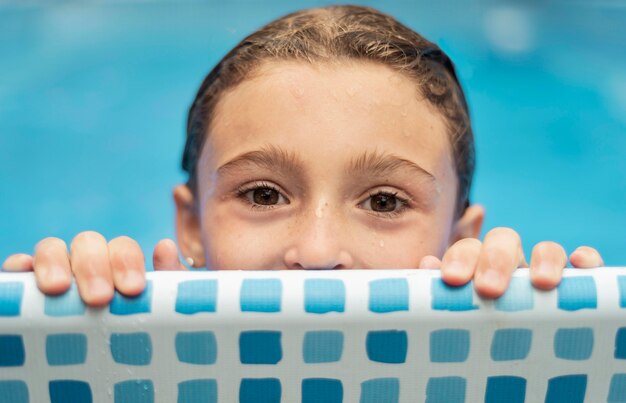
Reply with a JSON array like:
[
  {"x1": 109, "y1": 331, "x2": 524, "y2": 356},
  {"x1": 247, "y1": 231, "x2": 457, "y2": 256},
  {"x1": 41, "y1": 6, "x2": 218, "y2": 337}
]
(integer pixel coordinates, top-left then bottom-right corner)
[
  {"x1": 359, "y1": 190, "x2": 410, "y2": 217},
  {"x1": 369, "y1": 193, "x2": 398, "y2": 212},
  {"x1": 236, "y1": 182, "x2": 289, "y2": 208}
]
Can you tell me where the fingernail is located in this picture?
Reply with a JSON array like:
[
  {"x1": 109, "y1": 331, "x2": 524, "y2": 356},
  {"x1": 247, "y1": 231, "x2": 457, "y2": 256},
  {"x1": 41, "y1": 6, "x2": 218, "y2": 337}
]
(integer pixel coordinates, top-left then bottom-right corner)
[
  {"x1": 123, "y1": 271, "x2": 145, "y2": 288},
  {"x1": 536, "y1": 263, "x2": 554, "y2": 277},
  {"x1": 445, "y1": 261, "x2": 466, "y2": 276},
  {"x1": 46, "y1": 266, "x2": 66, "y2": 283},
  {"x1": 479, "y1": 270, "x2": 502, "y2": 286},
  {"x1": 88, "y1": 278, "x2": 112, "y2": 300}
]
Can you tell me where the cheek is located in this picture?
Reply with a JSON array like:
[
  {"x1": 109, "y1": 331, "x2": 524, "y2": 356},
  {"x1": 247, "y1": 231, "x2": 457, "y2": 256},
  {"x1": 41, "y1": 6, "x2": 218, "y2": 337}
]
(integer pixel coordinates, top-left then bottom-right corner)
[{"x1": 201, "y1": 207, "x2": 287, "y2": 269}]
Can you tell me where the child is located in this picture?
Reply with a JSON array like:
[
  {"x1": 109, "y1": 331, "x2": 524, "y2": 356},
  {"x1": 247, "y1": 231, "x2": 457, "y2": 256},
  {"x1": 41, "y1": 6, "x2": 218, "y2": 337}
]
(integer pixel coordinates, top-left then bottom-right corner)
[{"x1": 2, "y1": 5, "x2": 602, "y2": 306}]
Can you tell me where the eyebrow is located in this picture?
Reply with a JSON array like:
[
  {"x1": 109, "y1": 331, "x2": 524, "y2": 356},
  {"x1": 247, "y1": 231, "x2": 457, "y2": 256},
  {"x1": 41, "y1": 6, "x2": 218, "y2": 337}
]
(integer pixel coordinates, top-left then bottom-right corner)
[
  {"x1": 217, "y1": 145, "x2": 306, "y2": 179},
  {"x1": 348, "y1": 150, "x2": 437, "y2": 182}
]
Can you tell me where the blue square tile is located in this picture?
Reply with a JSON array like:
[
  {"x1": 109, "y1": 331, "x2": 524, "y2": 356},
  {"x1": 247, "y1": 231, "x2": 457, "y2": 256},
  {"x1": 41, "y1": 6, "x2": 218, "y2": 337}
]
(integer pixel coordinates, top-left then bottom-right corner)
[
  {"x1": 176, "y1": 280, "x2": 217, "y2": 314},
  {"x1": 369, "y1": 279, "x2": 408, "y2": 313},
  {"x1": 557, "y1": 277, "x2": 596, "y2": 311},
  {"x1": 554, "y1": 328, "x2": 593, "y2": 360},
  {"x1": 110, "y1": 281, "x2": 152, "y2": 315},
  {"x1": 46, "y1": 333, "x2": 87, "y2": 365},
  {"x1": 178, "y1": 379, "x2": 217, "y2": 403},
  {"x1": 426, "y1": 377, "x2": 466, "y2": 403},
  {"x1": 239, "y1": 378, "x2": 280, "y2": 403},
  {"x1": 0, "y1": 380, "x2": 28, "y2": 403},
  {"x1": 494, "y1": 278, "x2": 533, "y2": 311},
  {"x1": 366, "y1": 330, "x2": 407, "y2": 364},
  {"x1": 0, "y1": 334, "x2": 24, "y2": 367},
  {"x1": 0, "y1": 282, "x2": 23, "y2": 316},
  {"x1": 545, "y1": 375, "x2": 587, "y2": 403},
  {"x1": 608, "y1": 374, "x2": 626, "y2": 402},
  {"x1": 45, "y1": 283, "x2": 85, "y2": 317},
  {"x1": 360, "y1": 378, "x2": 399, "y2": 403},
  {"x1": 304, "y1": 279, "x2": 345, "y2": 314},
  {"x1": 615, "y1": 328, "x2": 626, "y2": 359},
  {"x1": 176, "y1": 331, "x2": 217, "y2": 365},
  {"x1": 49, "y1": 380, "x2": 92, "y2": 403},
  {"x1": 485, "y1": 376, "x2": 526, "y2": 403},
  {"x1": 239, "y1": 331, "x2": 282, "y2": 364},
  {"x1": 302, "y1": 378, "x2": 342, "y2": 403},
  {"x1": 303, "y1": 330, "x2": 343, "y2": 363},
  {"x1": 110, "y1": 332, "x2": 152, "y2": 365},
  {"x1": 431, "y1": 279, "x2": 478, "y2": 311},
  {"x1": 490, "y1": 328, "x2": 532, "y2": 361},
  {"x1": 240, "y1": 279, "x2": 281, "y2": 313},
  {"x1": 430, "y1": 329, "x2": 470, "y2": 363},
  {"x1": 114, "y1": 380, "x2": 154, "y2": 403}
]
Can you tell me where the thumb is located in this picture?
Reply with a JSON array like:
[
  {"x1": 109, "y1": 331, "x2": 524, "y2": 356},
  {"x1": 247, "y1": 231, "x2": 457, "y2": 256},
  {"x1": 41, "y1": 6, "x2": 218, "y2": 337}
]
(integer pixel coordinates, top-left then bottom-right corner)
[{"x1": 153, "y1": 239, "x2": 187, "y2": 271}]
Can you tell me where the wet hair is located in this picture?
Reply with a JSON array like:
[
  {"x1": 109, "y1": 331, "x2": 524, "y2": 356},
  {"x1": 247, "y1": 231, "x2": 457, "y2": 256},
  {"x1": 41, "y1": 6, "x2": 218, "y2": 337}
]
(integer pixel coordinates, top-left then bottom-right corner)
[{"x1": 182, "y1": 4, "x2": 474, "y2": 216}]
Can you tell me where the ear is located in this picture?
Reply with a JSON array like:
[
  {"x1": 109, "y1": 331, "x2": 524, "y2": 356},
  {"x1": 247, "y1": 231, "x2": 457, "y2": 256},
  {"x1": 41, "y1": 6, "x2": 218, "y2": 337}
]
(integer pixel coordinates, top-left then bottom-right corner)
[
  {"x1": 173, "y1": 184, "x2": 206, "y2": 267},
  {"x1": 449, "y1": 204, "x2": 485, "y2": 245}
]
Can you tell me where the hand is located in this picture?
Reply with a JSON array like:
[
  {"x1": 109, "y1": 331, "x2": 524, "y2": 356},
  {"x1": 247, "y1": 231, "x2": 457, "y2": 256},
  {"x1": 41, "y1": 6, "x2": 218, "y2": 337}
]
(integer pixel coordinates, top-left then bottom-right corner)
[
  {"x1": 1, "y1": 231, "x2": 186, "y2": 307},
  {"x1": 418, "y1": 227, "x2": 604, "y2": 298}
]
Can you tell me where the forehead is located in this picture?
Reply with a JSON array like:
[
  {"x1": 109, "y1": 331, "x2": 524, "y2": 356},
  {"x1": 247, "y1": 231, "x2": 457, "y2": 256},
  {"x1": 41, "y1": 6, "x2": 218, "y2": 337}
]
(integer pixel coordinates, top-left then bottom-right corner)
[{"x1": 205, "y1": 60, "x2": 454, "y2": 184}]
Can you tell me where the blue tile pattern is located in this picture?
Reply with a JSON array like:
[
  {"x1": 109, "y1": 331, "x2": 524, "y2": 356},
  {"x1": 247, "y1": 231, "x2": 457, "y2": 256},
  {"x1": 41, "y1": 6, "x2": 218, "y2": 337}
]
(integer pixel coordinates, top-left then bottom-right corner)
[
  {"x1": 240, "y1": 279, "x2": 281, "y2": 313},
  {"x1": 304, "y1": 279, "x2": 345, "y2": 313},
  {"x1": 239, "y1": 378, "x2": 281, "y2": 403},
  {"x1": 360, "y1": 378, "x2": 399, "y2": 403},
  {"x1": 49, "y1": 380, "x2": 92, "y2": 403},
  {"x1": 369, "y1": 278, "x2": 408, "y2": 313},
  {"x1": 430, "y1": 329, "x2": 470, "y2": 363},
  {"x1": 176, "y1": 331, "x2": 217, "y2": 365},
  {"x1": 0, "y1": 335, "x2": 24, "y2": 367},
  {"x1": 110, "y1": 332, "x2": 152, "y2": 365},
  {"x1": 490, "y1": 329, "x2": 531, "y2": 361},
  {"x1": 110, "y1": 281, "x2": 152, "y2": 315},
  {"x1": 426, "y1": 377, "x2": 466, "y2": 403},
  {"x1": 45, "y1": 283, "x2": 85, "y2": 317},
  {"x1": 0, "y1": 380, "x2": 28, "y2": 403},
  {"x1": 239, "y1": 331, "x2": 282, "y2": 364},
  {"x1": 431, "y1": 280, "x2": 478, "y2": 311},
  {"x1": 485, "y1": 376, "x2": 526, "y2": 403},
  {"x1": 554, "y1": 328, "x2": 593, "y2": 360},
  {"x1": 557, "y1": 277, "x2": 597, "y2": 311},
  {"x1": 178, "y1": 379, "x2": 217, "y2": 403},
  {"x1": 302, "y1": 378, "x2": 343, "y2": 403},
  {"x1": 1, "y1": 269, "x2": 626, "y2": 402},
  {"x1": 0, "y1": 282, "x2": 23, "y2": 316},
  {"x1": 46, "y1": 333, "x2": 87, "y2": 365},
  {"x1": 303, "y1": 330, "x2": 343, "y2": 363},
  {"x1": 366, "y1": 330, "x2": 407, "y2": 363},
  {"x1": 114, "y1": 380, "x2": 154, "y2": 403},
  {"x1": 176, "y1": 280, "x2": 217, "y2": 314}
]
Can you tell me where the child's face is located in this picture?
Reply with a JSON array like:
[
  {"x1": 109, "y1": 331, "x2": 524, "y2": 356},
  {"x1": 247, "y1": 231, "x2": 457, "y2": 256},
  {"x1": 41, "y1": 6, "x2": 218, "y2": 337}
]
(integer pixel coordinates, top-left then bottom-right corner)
[{"x1": 176, "y1": 61, "x2": 482, "y2": 269}]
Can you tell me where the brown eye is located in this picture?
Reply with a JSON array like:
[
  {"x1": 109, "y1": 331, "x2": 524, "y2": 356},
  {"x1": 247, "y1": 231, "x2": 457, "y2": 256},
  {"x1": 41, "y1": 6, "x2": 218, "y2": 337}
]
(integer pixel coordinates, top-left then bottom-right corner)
[
  {"x1": 369, "y1": 193, "x2": 397, "y2": 212},
  {"x1": 253, "y1": 188, "x2": 280, "y2": 205}
]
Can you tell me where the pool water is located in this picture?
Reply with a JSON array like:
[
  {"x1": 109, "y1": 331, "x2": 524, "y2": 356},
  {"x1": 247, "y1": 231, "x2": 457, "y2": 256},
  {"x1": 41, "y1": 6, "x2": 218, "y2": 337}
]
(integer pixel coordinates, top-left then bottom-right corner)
[{"x1": 1, "y1": 1, "x2": 624, "y2": 264}]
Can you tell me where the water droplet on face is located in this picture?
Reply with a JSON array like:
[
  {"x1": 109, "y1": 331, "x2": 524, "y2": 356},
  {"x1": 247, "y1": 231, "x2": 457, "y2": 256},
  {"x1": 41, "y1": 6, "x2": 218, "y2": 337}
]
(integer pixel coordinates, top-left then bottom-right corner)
[
  {"x1": 379, "y1": 240, "x2": 385, "y2": 247},
  {"x1": 315, "y1": 206, "x2": 323, "y2": 218}
]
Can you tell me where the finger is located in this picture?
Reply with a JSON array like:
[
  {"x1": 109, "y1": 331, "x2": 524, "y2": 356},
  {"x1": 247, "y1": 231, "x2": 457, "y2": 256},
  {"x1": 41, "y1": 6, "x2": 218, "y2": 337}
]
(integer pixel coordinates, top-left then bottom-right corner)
[
  {"x1": 32, "y1": 238, "x2": 72, "y2": 295},
  {"x1": 109, "y1": 236, "x2": 146, "y2": 297},
  {"x1": 529, "y1": 241, "x2": 567, "y2": 290},
  {"x1": 70, "y1": 231, "x2": 114, "y2": 307},
  {"x1": 474, "y1": 227, "x2": 525, "y2": 299},
  {"x1": 2, "y1": 254, "x2": 34, "y2": 272},
  {"x1": 418, "y1": 255, "x2": 441, "y2": 270},
  {"x1": 440, "y1": 238, "x2": 482, "y2": 287},
  {"x1": 153, "y1": 239, "x2": 186, "y2": 271},
  {"x1": 569, "y1": 246, "x2": 604, "y2": 268}
]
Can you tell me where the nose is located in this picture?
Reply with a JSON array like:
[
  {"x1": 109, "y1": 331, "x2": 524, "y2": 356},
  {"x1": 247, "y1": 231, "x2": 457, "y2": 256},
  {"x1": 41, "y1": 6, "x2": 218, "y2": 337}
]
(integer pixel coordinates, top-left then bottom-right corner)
[{"x1": 283, "y1": 205, "x2": 355, "y2": 270}]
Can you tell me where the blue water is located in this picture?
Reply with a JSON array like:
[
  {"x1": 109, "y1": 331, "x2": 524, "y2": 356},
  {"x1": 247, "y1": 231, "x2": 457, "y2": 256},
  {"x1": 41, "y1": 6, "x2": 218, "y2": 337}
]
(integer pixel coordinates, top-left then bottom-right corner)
[{"x1": 1, "y1": 1, "x2": 624, "y2": 265}]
